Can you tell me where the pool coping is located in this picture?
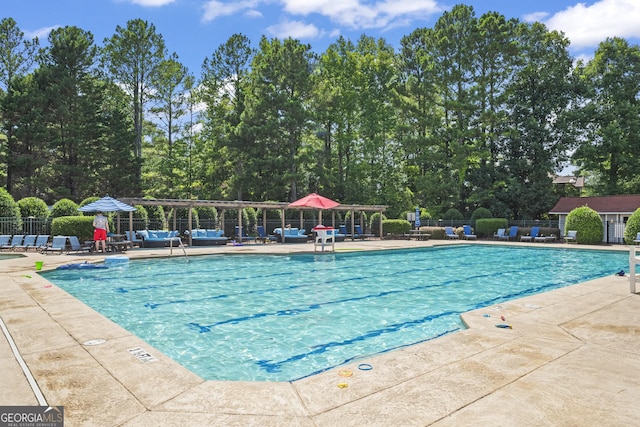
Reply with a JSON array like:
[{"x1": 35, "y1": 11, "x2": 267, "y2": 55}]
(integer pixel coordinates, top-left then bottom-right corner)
[{"x1": 2, "y1": 239, "x2": 639, "y2": 425}]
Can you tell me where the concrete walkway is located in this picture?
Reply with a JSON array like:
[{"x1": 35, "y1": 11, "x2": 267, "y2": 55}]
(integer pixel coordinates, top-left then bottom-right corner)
[{"x1": 1, "y1": 240, "x2": 638, "y2": 426}]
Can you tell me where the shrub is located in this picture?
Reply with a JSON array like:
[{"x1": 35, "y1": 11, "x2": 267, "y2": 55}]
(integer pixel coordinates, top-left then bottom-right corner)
[
  {"x1": 51, "y1": 216, "x2": 96, "y2": 241},
  {"x1": 476, "y1": 218, "x2": 508, "y2": 238},
  {"x1": 442, "y1": 208, "x2": 463, "y2": 221},
  {"x1": 18, "y1": 197, "x2": 49, "y2": 218},
  {"x1": 369, "y1": 212, "x2": 387, "y2": 236},
  {"x1": 565, "y1": 206, "x2": 604, "y2": 245},
  {"x1": 0, "y1": 188, "x2": 22, "y2": 233},
  {"x1": 423, "y1": 226, "x2": 445, "y2": 239},
  {"x1": 382, "y1": 219, "x2": 411, "y2": 236},
  {"x1": 471, "y1": 207, "x2": 492, "y2": 221},
  {"x1": 198, "y1": 206, "x2": 218, "y2": 229},
  {"x1": 624, "y1": 208, "x2": 640, "y2": 244},
  {"x1": 50, "y1": 198, "x2": 79, "y2": 218}
]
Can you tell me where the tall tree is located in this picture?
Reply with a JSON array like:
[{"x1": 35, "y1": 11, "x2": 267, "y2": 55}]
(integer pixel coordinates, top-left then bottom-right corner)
[
  {"x1": 396, "y1": 28, "x2": 442, "y2": 208},
  {"x1": 499, "y1": 22, "x2": 575, "y2": 218},
  {"x1": 37, "y1": 26, "x2": 100, "y2": 199},
  {"x1": 0, "y1": 17, "x2": 39, "y2": 192},
  {"x1": 573, "y1": 37, "x2": 640, "y2": 194},
  {"x1": 199, "y1": 33, "x2": 253, "y2": 200},
  {"x1": 352, "y1": 35, "x2": 404, "y2": 207},
  {"x1": 313, "y1": 36, "x2": 360, "y2": 201},
  {"x1": 241, "y1": 36, "x2": 315, "y2": 201},
  {"x1": 101, "y1": 19, "x2": 167, "y2": 180},
  {"x1": 143, "y1": 54, "x2": 192, "y2": 197},
  {"x1": 428, "y1": 4, "x2": 480, "y2": 214}
]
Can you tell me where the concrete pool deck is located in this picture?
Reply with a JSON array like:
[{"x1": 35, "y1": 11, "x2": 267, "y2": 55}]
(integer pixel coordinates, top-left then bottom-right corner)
[{"x1": 1, "y1": 239, "x2": 639, "y2": 426}]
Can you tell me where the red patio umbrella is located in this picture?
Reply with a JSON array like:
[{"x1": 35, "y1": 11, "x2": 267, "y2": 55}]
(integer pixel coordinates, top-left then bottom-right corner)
[
  {"x1": 288, "y1": 193, "x2": 340, "y2": 210},
  {"x1": 288, "y1": 193, "x2": 340, "y2": 223}
]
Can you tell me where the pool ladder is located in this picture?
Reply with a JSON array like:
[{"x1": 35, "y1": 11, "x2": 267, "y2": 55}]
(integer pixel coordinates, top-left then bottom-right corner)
[{"x1": 169, "y1": 238, "x2": 189, "y2": 262}]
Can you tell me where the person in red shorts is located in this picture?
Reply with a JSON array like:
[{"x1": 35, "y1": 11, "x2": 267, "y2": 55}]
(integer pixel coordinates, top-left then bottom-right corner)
[{"x1": 93, "y1": 211, "x2": 109, "y2": 253}]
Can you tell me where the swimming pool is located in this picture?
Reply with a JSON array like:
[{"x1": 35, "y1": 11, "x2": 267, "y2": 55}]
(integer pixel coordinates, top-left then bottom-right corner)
[{"x1": 42, "y1": 245, "x2": 627, "y2": 382}]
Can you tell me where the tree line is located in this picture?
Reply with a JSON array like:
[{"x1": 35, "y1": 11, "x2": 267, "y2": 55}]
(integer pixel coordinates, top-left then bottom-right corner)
[{"x1": 1, "y1": 4, "x2": 639, "y2": 220}]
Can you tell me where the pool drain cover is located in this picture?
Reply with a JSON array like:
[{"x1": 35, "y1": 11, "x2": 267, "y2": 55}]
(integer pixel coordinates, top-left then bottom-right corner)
[{"x1": 83, "y1": 339, "x2": 106, "y2": 346}]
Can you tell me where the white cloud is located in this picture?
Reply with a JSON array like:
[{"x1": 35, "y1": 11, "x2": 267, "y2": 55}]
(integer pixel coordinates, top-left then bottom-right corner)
[
  {"x1": 202, "y1": 0, "x2": 261, "y2": 22},
  {"x1": 280, "y1": 0, "x2": 441, "y2": 30},
  {"x1": 544, "y1": 0, "x2": 640, "y2": 48},
  {"x1": 245, "y1": 9, "x2": 263, "y2": 18},
  {"x1": 25, "y1": 25, "x2": 59, "y2": 40},
  {"x1": 266, "y1": 20, "x2": 322, "y2": 39},
  {"x1": 522, "y1": 11, "x2": 549, "y2": 23}
]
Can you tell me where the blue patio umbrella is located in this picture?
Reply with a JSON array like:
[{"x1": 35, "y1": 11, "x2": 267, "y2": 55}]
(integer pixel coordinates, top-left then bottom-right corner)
[
  {"x1": 78, "y1": 196, "x2": 136, "y2": 213},
  {"x1": 78, "y1": 196, "x2": 136, "y2": 235},
  {"x1": 415, "y1": 207, "x2": 421, "y2": 228}
]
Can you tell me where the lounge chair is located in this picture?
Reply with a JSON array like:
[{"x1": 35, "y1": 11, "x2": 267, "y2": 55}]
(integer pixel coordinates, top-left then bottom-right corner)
[
  {"x1": 444, "y1": 227, "x2": 459, "y2": 239},
  {"x1": 256, "y1": 226, "x2": 277, "y2": 244},
  {"x1": 354, "y1": 225, "x2": 373, "y2": 240},
  {"x1": 43, "y1": 236, "x2": 68, "y2": 255},
  {"x1": 339, "y1": 225, "x2": 352, "y2": 240},
  {"x1": 633, "y1": 232, "x2": 640, "y2": 245},
  {"x1": 69, "y1": 236, "x2": 93, "y2": 253},
  {"x1": 13, "y1": 234, "x2": 37, "y2": 251},
  {"x1": 462, "y1": 225, "x2": 477, "y2": 240},
  {"x1": 1, "y1": 234, "x2": 24, "y2": 251},
  {"x1": 0, "y1": 235, "x2": 10, "y2": 248},
  {"x1": 506, "y1": 226, "x2": 519, "y2": 240},
  {"x1": 235, "y1": 226, "x2": 256, "y2": 243},
  {"x1": 33, "y1": 235, "x2": 50, "y2": 252},
  {"x1": 494, "y1": 229, "x2": 506, "y2": 240},
  {"x1": 520, "y1": 226, "x2": 540, "y2": 242}
]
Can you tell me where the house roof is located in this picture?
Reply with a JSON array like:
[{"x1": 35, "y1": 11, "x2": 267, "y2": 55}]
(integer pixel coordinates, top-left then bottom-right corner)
[{"x1": 550, "y1": 195, "x2": 640, "y2": 214}]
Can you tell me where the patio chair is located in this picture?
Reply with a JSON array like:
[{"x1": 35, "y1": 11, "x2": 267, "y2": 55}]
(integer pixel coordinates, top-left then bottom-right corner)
[
  {"x1": 520, "y1": 226, "x2": 540, "y2": 242},
  {"x1": 462, "y1": 225, "x2": 477, "y2": 240},
  {"x1": 633, "y1": 232, "x2": 640, "y2": 245},
  {"x1": 506, "y1": 226, "x2": 519, "y2": 241},
  {"x1": 256, "y1": 226, "x2": 277, "y2": 244},
  {"x1": 354, "y1": 225, "x2": 373, "y2": 240},
  {"x1": 1, "y1": 234, "x2": 24, "y2": 251},
  {"x1": 33, "y1": 235, "x2": 50, "y2": 252},
  {"x1": 13, "y1": 234, "x2": 37, "y2": 251},
  {"x1": 444, "y1": 227, "x2": 459, "y2": 239},
  {"x1": 43, "y1": 236, "x2": 68, "y2": 255},
  {"x1": 69, "y1": 236, "x2": 93, "y2": 254},
  {"x1": 493, "y1": 229, "x2": 506, "y2": 240},
  {"x1": 0, "y1": 235, "x2": 10, "y2": 247},
  {"x1": 339, "y1": 225, "x2": 352, "y2": 239},
  {"x1": 235, "y1": 226, "x2": 256, "y2": 243}
]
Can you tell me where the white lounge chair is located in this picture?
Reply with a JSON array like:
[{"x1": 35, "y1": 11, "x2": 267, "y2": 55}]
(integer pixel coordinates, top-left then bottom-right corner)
[{"x1": 565, "y1": 230, "x2": 577, "y2": 244}]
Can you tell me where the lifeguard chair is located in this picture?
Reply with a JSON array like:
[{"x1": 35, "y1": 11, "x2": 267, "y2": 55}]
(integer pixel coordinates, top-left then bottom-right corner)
[{"x1": 313, "y1": 225, "x2": 335, "y2": 252}]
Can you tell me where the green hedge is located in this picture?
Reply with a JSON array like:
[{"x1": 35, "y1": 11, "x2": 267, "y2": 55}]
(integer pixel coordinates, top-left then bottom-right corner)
[
  {"x1": 475, "y1": 218, "x2": 508, "y2": 238},
  {"x1": 51, "y1": 216, "x2": 108, "y2": 242},
  {"x1": 382, "y1": 219, "x2": 411, "y2": 236}
]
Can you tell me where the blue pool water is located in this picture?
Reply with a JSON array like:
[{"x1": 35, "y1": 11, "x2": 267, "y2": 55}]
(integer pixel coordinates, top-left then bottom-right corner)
[{"x1": 42, "y1": 245, "x2": 627, "y2": 382}]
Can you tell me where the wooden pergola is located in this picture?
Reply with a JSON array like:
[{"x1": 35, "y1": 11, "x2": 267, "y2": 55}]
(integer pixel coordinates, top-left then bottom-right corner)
[{"x1": 120, "y1": 198, "x2": 388, "y2": 244}]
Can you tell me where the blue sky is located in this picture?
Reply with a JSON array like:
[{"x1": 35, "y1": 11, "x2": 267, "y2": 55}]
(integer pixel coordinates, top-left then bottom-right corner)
[{"x1": 5, "y1": 0, "x2": 640, "y2": 76}]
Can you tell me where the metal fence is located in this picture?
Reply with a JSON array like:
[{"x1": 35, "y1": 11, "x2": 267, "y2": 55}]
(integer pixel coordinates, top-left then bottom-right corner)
[{"x1": 1, "y1": 217, "x2": 629, "y2": 244}]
